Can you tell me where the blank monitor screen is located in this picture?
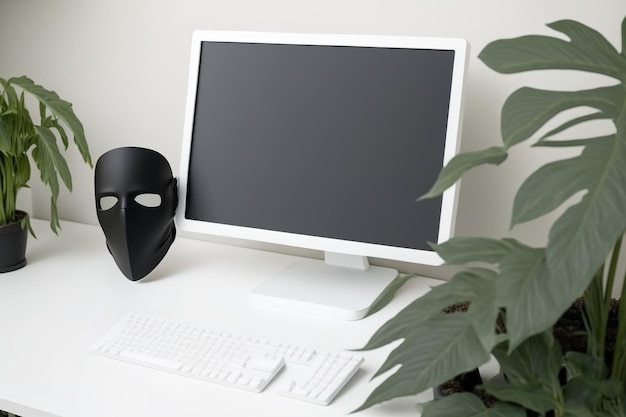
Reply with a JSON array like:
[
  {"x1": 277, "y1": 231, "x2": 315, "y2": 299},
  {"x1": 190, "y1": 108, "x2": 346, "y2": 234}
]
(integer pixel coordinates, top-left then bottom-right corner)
[{"x1": 180, "y1": 32, "x2": 466, "y2": 264}]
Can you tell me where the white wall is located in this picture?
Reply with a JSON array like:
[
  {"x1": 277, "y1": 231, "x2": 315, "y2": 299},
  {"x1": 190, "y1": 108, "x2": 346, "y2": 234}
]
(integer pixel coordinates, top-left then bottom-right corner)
[{"x1": 0, "y1": 0, "x2": 623, "y2": 277}]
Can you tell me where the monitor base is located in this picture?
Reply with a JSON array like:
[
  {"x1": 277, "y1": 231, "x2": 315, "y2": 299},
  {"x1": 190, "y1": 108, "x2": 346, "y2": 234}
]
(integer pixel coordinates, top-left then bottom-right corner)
[{"x1": 250, "y1": 257, "x2": 398, "y2": 320}]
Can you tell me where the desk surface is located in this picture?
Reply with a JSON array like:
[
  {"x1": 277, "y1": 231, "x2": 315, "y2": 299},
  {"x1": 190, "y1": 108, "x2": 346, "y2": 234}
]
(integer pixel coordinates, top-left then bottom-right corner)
[{"x1": 0, "y1": 219, "x2": 439, "y2": 417}]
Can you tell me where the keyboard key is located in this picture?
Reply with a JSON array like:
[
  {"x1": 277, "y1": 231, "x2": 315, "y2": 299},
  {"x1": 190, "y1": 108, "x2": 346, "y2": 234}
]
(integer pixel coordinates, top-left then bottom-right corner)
[{"x1": 118, "y1": 350, "x2": 183, "y2": 370}]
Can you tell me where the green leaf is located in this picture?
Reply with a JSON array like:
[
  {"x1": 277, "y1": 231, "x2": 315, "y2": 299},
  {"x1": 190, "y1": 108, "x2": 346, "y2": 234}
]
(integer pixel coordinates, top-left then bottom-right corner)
[
  {"x1": 422, "y1": 393, "x2": 486, "y2": 417},
  {"x1": 534, "y1": 137, "x2": 603, "y2": 148},
  {"x1": 14, "y1": 153, "x2": 31, "y2": 190},
  {"x1": 0, "y1": 118, "x2": 11, "y2": 152},
  {"x1": 31, "y1": 125, "x2": 71, "y2": 235},
  {"x1": 564, "y1": 351, "x2": 607, "y2": 381},
  {"x1": 511, "y1": 154, "x2": 580, "y2": 226},
  {"x1": 537, "y1": 112, "x2": 606, "y2": 142},
  {"x1": 466, "y1": 294, "x2": 501, "y2": 353},
  {"x1": 0, "y1": 78, "x2": 18, "y2": 107},
  {"x1": 563, "y1": 406, "x2": 599, "y2": 417},
  {"x1": 563, "y1": 376, "x2": 625, "y2": 416},
  {"x1": 546, "y1": 132, "x2": 626, "y2": 298},
  {"x1": 355, "y1": 270, "x2": 500, "y2": 411},
  {"x1": 50, "y1": 195, "x2": 60, "y2": 234},
  {"x1": 362, "y1": 273, "x2": 412, "y2": 318},
  {"x1": 493, "y1": 332, "x2": 562, "y2": 385},
  {"x1": 360, "y1": 268, "x2": 497, "y2": 351},
  {"x1": 501, "y1": 85, "x2": 622, "y2": 148},
  {"x1": 8, "y1": 76, "x2": 92, "y2": 167},
  {"x1": 354, "y1": 313, "x2": 491, "y2": 412},
  {"x1": 431, "y1": 237, "x2": 527, "y2": 265},
  {"x1": 623, "y1": 15, "x2": 626, "y2": 59},
  {"x1": 483, "y1": 380, "x2": 556, "y2": 414},
  {"x1": 496, "y1": 247, "x2": 568, "y2": 350},
  {"x1": 489, "y1": 332, "x2": 562, "y2": 412},
  {"x1": 421, "y1": 392, "x2": 526, "y2": 417},
  {"x1": 511, "y1": 135, "x2": 616, "y2": 226},
  {"x1": 418, "y1": 147, "x2": 507, "y2": 200},
  {"x1": 33, "y1": 126, "x2": 72, "y2": 192},
  {"x1": 478, "y1": 19, "x2": 625, "y2": 80},
  {"x1": 49, "y1": 117, "x2": 69, "y2": 150}
]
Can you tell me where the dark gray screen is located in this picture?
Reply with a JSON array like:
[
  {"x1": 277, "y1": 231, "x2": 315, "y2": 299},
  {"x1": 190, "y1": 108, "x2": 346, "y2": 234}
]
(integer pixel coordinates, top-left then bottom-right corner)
[{"x1": 186, "y1": 41, "x2": 454, "y2": 251}]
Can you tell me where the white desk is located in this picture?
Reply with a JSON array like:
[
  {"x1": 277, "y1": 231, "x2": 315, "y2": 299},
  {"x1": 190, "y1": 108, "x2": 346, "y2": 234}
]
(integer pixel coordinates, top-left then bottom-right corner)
[{"x1": 0, "y1": 219, "x2": 439, "y2": 417}]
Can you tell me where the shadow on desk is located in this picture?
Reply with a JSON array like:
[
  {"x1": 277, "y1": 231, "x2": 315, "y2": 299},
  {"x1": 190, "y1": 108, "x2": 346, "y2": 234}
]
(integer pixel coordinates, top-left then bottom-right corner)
[{"x1": 136, "y1": 239, "x2": 231, "y2": 283}]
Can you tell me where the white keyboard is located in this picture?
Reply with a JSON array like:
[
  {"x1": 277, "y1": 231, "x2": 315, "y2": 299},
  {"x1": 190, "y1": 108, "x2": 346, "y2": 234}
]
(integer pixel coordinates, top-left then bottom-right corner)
[{"x1": 90, "y1": 313, "x2": 363, "y2": 405}]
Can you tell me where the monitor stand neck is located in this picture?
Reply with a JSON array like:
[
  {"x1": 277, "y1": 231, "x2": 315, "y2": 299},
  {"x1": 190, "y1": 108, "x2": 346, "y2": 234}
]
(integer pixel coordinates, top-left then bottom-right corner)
[
  {"x1": 324, "y1": 251, "x2": 369, "y2": 271},
  {"x1": 250, "y1": 251, "x2": 398, "y2": 320}
]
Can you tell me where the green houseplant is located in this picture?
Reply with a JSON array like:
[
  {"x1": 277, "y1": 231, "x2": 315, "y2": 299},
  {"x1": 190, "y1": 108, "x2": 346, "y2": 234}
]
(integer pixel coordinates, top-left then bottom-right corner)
[
  {"x1": 0, "y1": 76, "x2": 92, "y2": 271},
  {"x1": 356, "y1": 15, "x2": 626, "y2": 416}
]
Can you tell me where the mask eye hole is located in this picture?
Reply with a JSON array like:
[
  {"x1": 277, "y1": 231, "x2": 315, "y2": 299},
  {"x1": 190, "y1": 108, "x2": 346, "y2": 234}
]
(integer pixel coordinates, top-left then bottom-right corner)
[
  {"x1": 135, "y1": 193, "x2": 162, "y2": 208},
  {"x1": 99, "y1": 196, "x2": 118, "y2": 211}
]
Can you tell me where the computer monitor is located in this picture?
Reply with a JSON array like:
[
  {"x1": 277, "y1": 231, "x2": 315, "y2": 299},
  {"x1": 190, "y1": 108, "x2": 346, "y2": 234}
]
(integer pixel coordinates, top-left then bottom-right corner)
[{"x1": 177, "y1": 31, "x2": 468, "y2": 320}]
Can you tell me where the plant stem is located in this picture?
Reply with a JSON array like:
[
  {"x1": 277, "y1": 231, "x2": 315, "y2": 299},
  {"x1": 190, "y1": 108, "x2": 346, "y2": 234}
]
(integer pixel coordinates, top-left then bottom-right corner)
[
  {"x1": 0, "y1": 155, "x2": 16, "y2": 224},
  {"x1": 606, "y1": 237, "x2": 622, "y2": 308},
  {"x1": 610, "y1": 236, "x2": 626, "y2": 381},
  {"x1": 592, "y1": 236, "x2": 623, "y2": 368},
  {"x1": 584, "y1": 265, "x2": 607, "y2": 358}
]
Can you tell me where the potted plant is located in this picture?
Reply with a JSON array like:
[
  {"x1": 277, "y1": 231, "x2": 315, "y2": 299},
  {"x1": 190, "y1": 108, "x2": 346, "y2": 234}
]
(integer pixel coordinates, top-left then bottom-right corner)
[
  {"x1": 355, "y1": 15, "x2": 626, "y2": 416},
  {"x1": 0, "y1": 76, "x2": 92, "y2": 272}
]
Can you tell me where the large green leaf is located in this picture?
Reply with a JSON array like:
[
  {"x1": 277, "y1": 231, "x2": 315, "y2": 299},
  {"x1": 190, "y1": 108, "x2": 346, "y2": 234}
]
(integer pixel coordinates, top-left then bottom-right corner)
[
  {"x1": 499, "y1": 34, "x2": 626, "y2": 353},
  {"x1": 8, "y1": 76, "x2": 92, "y2": 167},
  {"x1": 511, "y1": 135, "x2": 615, "y2": 226},
  {"x1": 354, "y1": 313, "x2": 491, "y2": 412},
  {"x1": 479, "y1": 18, "x2": 625, "y2": 80},
  {"x1": 501, "y1": 85, "x2": 622, "y2": 148},
  {"x1": 360, "y1": 268, "x2": 497, "y2": 351},
  {"x1": 356, "y1": 269, "x2": 499, "y2": 411},
  {"x1": 431, "y1": 237, "x2": 527, "y2": 265},
  {"x1": 496, "y1": 247, "x2": 563, "y2": 350},
  {"x1": 421, "y1": 392, "x2": 526, "y2": 417},
  {"x1": 546, "y1": 132, "x2": 626, "y2": 296},
  {"x1": 419, "y1": 146, "x2": 507, "y2": 200}
]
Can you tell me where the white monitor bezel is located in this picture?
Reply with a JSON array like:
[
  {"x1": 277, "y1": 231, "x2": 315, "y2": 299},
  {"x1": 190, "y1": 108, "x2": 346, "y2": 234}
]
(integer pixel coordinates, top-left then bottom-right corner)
[{"x1": 176, "y1": 30, "x2": 468, "y2": 267}]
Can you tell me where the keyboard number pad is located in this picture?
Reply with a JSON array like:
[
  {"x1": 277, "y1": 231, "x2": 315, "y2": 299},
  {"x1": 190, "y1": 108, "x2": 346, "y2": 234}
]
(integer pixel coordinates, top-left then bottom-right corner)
[{"x1": 277, "y1": 352, "x2": 363, "y2": 405}]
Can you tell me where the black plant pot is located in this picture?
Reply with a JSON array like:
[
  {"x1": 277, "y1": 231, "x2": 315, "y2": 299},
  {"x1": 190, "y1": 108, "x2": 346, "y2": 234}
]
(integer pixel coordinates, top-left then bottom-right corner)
[{"x1": 0, "y1": 210, "x2": 29, "y2": 272}]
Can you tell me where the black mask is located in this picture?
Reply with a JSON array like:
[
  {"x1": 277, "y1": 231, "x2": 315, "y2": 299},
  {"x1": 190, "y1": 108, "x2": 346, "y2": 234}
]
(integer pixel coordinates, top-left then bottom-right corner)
[{"x1": 94, "y1": 147, "x2": 177, "y2": 281}]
